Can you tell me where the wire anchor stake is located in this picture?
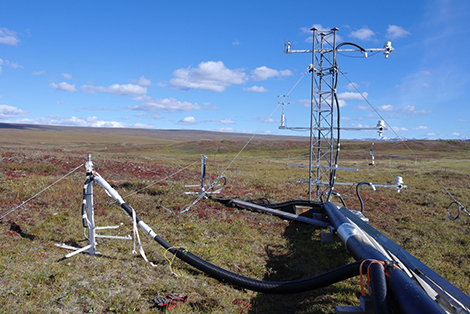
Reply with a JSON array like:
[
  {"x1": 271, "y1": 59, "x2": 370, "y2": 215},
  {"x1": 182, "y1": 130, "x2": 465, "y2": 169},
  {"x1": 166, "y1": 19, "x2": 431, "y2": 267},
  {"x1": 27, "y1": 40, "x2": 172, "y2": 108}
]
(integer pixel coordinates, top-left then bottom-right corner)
[{"x1": 181, "y1": 155, "x2": 226, "y2": 213}]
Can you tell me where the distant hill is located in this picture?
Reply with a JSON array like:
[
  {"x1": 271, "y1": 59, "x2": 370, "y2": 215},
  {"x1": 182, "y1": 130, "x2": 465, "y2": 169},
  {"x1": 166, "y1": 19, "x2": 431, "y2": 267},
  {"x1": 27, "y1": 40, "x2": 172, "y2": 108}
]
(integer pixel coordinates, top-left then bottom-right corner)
[{"x1": 0, "y1": 123, "x2": 309, "y2": 142}]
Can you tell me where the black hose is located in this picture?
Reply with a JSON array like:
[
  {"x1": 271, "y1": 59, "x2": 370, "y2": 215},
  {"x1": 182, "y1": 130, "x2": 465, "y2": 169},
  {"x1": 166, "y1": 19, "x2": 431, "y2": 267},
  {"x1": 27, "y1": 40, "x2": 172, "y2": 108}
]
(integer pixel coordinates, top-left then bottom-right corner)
[
  {"x1": 332, "y1": 192, "x2": 347, "y2": 207},
  {"x1": 119, "y1": 203, "x2": 368, "y2": 294},
  {"x1": 264, "y1": 199, "x2": 322, "y2": 210},
  {"x1": 327, "y1": 41, "x2": 366, "y2": 202},
  {"x1": 329, "y1": 70, "x2": 341, "y2": 202},
  {"x1": 209, "y1": 196, "x2": 323, "y2": 212},
  {"x1": 155, "y1": 234, "x2": 365, "y2": 294},
  {"x1": 356, "y1": 182, "x2": 374, "y2": 213},
  {"x1": 369, "y1": 262, "x2": 390, "y2": 314},
  {"x1": 385, "y1": 265, "x2": 446, "y2": 314}
]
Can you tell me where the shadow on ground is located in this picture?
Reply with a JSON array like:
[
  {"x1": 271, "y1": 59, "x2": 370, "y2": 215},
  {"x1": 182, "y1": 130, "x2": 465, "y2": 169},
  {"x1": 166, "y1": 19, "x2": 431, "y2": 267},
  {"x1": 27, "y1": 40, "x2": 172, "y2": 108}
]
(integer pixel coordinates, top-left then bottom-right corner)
[{"x1": 249, "y1": 218, "x2": 357, "y2": 314}]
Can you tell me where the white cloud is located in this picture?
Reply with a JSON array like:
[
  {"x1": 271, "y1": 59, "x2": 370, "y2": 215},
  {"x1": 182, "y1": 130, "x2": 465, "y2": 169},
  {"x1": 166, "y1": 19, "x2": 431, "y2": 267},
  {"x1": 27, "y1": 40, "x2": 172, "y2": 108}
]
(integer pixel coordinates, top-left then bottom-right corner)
[
  {"x1": 0, "y1": 59, "x2": 21, "y2": 73},
  {"x1": 76, "y1": 106, "x2": 110, "y2": 111},
  {"x1": 127, "y1": 97, "x2": 200, "y2": 113},
  {"x1": 299, "y1": 99, "x2": 311, "y2": 107},
  {"x1": 349, "y1": 27, "x2": 375, "y2": 41},
  {"x1": 130, "y1": 76, "x2": 151, "y2": 86},
  {"x1": 32, "y1": 70, "x2": 46, "y2": 76},
  {"x1": 337, "y1": 91, "x2": 368, "y2": 100},
  {"x1": 0, "y1": 28, "x2": 20, "y2": 46},
  {"x1": 202, "y1": 103, "x2": 218, "y2": 110},
  {"x1": 232, "y1": 40, "x2": 240, "y2": 46},
  {"x1": 378, "y1": 105, "x2": 394, "y2": 111},
  {"x1": 23, "y1": 115, "x2": 153, "y2": 128},
  {"x1": 244, "y1": 85, "x2": 269, "y2": 93},
  {"x1": 338, "y1": 99, "x2": 347, "y2": 107},
  {"x1": 391, "y1": 126, "x2": 408, "y2": 132},
  {"x1": 210, "y1": 118, "x2": 234, "y2": 125},
  {"x1": 131, "y1": 94, "x2": 152, "y2": 102},
  {"x1": 402, "y1": 105, "x2": 415, "y2": 111},
  {"x1": 61, "y1": 73, "x2": 72, "y2": 80},
  {"x1": 216, "y1": 127, "x2": 234, "y2": 132},
  {"x1": 253, "y1": 116, "x2": 277, "y2": 124},
  {"x1": 376, "y1": 104, "x2": 431, "y2": 119},
  {"x1": 414, "y1": 125, "x2": 429, "y2": 130},
  {"x1": 386, "y1": 25, "x2": 411, "y2": 40},
  {"x1": 250, "y1": 66, "x2": 293, "y2": 81},
  {"x1": 68, "y1": 116, "x2": 126, "y2": 127},
  {"x1": 178, "y1": 116, "x2": 197, "y2": 124},
  {"x1": 219, "y1": 119, "x2": 234, "y2": 124},
  {"x1": 345, "y1": 82, "x2": 360, "y2": 91},
  {"x1": 0, "y1": 104, "x2": 27, "y2": 119},
  {"x1": 355, "y1": 104, "x2": 369, "y2": 110},
  {"x1": 8, "y1": 61, "x2": 20, "y2": 69},
  {"x1": 134, "y1": 112, "x2": 163, "y2": 120},
  {"x1": 102, "y1": 84, "x2": 146, "y2": 97},
  {"x1": 131, "y1": 122, "x2": 155, "y2": 128},
  {"x1": 50, "y1": 82, "x2": 77, "y2": 92},
  {"x1": 400, "y1": 105, "x2": 432, "y2": 116},
  {"x1": 170, "y1": 61, "x2": 247, "y2": 92},
  {"x1": 80, "y1": 83, "x2": 146, "y2": 97}
]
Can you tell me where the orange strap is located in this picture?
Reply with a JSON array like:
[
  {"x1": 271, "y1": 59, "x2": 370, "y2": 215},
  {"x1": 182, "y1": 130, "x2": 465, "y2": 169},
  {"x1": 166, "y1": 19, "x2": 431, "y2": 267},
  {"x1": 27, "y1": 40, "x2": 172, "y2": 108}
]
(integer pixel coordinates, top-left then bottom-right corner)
[{"x1": 359, "y1": 259, "x2": 386, "y2": 296}]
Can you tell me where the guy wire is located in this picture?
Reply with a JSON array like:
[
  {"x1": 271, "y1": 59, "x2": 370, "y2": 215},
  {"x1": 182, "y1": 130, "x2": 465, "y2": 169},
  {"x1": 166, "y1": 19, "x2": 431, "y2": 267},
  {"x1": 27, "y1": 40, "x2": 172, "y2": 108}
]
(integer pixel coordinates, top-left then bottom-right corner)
[
  {"x1": 204, "y1": 69, "x2": 309, "y2": 193},
  {"x1": 119, "y1": 160, "x2": 200, "y2": 201},
  {"x1": 0, "y1": 163, "x2": 84, "y2": 220},
  {"x1": 339, "y1": 69, "x2": 466, "y2": 212}
]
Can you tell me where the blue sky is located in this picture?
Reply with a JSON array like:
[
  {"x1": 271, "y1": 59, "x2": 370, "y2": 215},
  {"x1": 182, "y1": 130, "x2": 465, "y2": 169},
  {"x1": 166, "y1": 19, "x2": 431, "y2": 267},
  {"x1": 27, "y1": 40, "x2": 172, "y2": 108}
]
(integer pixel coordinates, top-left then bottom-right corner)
[{"x1": 0, "y1": 0, "x2": 469, "y2": 139}]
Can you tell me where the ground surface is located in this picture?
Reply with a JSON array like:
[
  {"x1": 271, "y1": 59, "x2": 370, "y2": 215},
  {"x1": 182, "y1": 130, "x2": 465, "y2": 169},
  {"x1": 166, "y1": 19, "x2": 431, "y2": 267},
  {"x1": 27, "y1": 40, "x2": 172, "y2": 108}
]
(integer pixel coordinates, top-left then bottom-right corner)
[{"x1": 0, "y1": 124, "x2": 469, "y2": 313}]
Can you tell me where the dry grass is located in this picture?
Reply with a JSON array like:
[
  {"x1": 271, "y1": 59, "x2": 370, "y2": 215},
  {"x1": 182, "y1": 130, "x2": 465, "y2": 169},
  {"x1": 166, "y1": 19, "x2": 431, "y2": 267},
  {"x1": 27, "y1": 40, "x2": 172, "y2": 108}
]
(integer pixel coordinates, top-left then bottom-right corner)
[{"x1": 1, "y1": 126, "x2": 470, "y2": 313}]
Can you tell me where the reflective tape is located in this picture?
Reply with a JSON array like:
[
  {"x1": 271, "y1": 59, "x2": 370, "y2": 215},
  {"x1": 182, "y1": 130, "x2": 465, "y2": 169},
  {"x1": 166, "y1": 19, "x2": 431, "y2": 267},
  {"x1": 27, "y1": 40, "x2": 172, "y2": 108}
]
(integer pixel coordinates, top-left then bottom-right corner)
[{"x1": 337, "y1": 223, "x2": 361, "y2": 245}]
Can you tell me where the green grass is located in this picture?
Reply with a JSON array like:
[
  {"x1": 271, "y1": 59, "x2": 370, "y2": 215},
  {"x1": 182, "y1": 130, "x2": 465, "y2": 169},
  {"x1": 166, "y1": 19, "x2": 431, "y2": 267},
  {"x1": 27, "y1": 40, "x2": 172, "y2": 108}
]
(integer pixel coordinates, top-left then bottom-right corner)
[{"x1": 1, "y1": 128, "x2": 470, "y2": 313}]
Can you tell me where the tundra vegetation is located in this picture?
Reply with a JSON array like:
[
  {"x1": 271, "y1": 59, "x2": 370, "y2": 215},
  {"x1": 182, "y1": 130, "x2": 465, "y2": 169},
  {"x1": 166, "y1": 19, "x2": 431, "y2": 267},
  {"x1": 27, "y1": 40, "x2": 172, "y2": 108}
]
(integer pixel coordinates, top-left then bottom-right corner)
[{"x1": 0, "y1": 125, "x2": 469, "y2": 313}]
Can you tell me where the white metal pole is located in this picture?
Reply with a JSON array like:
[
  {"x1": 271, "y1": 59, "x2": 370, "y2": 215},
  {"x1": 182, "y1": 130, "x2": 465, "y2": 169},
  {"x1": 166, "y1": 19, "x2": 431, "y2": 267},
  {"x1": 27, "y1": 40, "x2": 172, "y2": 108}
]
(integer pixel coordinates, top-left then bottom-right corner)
[{"x1": 86, "y1": 171, "x2": 96, "y2": 254}]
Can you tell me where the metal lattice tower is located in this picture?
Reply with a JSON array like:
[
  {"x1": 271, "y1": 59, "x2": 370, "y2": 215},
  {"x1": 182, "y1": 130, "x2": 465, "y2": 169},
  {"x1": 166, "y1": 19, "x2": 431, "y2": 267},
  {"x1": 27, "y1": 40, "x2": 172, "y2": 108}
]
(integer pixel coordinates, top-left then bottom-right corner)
[{"x1": 285, "y1": 27, "x2": 393, "y2": 202}]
